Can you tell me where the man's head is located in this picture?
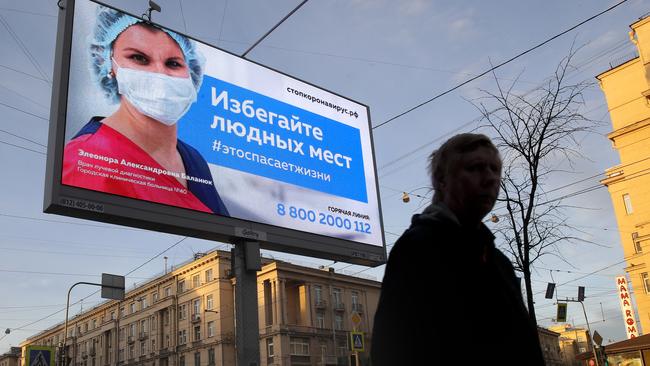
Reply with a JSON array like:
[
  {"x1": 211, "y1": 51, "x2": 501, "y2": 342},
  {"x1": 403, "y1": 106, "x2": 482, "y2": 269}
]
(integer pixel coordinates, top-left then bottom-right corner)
[{"x1": 428, "y1": 133, "x2": 502, "y2": 226}]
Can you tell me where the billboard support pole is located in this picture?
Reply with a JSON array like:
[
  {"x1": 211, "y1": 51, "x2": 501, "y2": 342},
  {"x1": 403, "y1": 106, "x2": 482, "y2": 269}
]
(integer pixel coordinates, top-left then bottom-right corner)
[{"x1": 233, "y1": 240, "x2": 262, "y2": 366}]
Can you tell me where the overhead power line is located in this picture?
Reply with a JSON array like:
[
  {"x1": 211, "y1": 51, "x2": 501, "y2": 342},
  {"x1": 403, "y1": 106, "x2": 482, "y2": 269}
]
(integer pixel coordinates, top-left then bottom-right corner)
[
  {"x1": 241, "y1": 0, "x2": 309, "y2": 58},
  {"x1": 8, "y1": 237, "x2": 190, "y2": 334},
  {"x1": 0, "y1": 139, "x2": 45, "y2": 155},
  {"x1": 372, "y1": 0, "x2": 631, "y2": 130}
]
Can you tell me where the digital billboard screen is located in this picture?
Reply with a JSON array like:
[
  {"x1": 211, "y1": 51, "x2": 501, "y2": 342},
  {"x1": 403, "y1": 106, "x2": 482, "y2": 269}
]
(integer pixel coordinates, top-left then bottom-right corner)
[{"x1": 44, "y1": 0, "x2": 386, "y2": 265}]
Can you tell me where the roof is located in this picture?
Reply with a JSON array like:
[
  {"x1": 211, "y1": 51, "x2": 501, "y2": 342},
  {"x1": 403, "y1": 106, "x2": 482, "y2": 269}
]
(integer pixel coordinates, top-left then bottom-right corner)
[{"x1": 605, "y1": 333, "x2": 650, "y2": 354}]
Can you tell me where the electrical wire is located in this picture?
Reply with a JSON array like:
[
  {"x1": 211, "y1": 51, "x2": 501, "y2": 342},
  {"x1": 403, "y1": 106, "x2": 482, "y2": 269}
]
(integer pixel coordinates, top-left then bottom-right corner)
[
  {"x1": 372, "y1": 0, "x2": 631, "y2": 130},
  {"x1": 0, "y1": 139, "x2": 45, "y2": 154},
  {"x1": 7, "y1": 237, "x2": 190, "y2": 334},
  {"x1": 0, "y1": 100, "x2": 48, "y2": 120}
]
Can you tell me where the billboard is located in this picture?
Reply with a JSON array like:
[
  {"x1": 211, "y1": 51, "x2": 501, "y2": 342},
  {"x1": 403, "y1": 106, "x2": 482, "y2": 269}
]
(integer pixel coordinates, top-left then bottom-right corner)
[{"x1": 44, "y1": 0, "x2": 385, "y2": 266}]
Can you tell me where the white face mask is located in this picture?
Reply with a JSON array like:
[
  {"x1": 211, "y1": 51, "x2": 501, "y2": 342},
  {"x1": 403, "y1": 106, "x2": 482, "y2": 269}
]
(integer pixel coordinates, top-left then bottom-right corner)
[{"x1": 113, "y1": 58, "x2": 197, "y2": 126}]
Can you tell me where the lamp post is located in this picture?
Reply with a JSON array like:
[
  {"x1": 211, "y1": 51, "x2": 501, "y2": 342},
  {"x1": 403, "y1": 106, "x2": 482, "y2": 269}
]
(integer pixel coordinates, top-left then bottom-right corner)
[{"x1": 60, "y1": 275, "x2": 125, "y2": 366}]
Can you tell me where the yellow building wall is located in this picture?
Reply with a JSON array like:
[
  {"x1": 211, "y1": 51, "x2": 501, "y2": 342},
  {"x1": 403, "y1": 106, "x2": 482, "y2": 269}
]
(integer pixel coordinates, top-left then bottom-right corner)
[
  {"x1": 18, "y1": 252, "x2": 381, "y2": 366},
  {"x1": 599, "y1": 15, "x2": 650, "y2": 335}
]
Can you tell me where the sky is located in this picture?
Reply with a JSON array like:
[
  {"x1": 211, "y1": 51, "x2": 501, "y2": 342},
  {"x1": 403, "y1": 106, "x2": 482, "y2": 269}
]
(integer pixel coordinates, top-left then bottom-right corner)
[{"x1": 0, "y1": 0, "x2": 648, "y2": 349}]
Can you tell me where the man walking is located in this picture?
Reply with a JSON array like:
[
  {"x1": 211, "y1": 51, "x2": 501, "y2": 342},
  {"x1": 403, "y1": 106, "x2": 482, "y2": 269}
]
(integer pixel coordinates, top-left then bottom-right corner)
[{"x1": 371, "y1": 133, "x2": 544, "y2": 365}]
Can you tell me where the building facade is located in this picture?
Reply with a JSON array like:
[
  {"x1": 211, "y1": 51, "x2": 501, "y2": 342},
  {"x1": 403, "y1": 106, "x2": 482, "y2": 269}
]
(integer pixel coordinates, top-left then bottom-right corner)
[
  {"x1": 548, "y1": 324, "x2": 593, "y2": 366},
  {"x1": 537, "y1": 327, "x2": 562, "y2": 366},
  {"x1": 0, "y1": 347, "x2": 20, "y2": 366},
  {"x1": 18, "y1": 251, "x2": 380, "y2": 366},
  {"x1": 598, "y1": 15, "x2": 650, "y2": 335}
]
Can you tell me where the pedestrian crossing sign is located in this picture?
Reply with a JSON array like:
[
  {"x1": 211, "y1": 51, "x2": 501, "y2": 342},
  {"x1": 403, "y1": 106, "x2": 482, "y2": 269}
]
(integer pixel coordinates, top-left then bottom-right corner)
[
  {"x1": 350, "y1": 331, "x2": 365, "y2": 352},
  {"x1": 26, "y1": 346, "x2": 55, "y2": 366}
]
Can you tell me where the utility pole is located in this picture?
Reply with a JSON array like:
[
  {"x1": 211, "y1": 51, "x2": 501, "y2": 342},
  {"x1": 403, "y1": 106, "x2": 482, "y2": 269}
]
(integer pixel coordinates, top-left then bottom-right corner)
[{"x1": 557, "y1": 296, "x2": 599, "y2": 366}]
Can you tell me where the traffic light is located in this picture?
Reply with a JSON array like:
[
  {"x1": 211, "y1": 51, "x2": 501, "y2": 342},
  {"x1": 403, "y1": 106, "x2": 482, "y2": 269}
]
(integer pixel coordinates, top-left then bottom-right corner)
[
  {"x1": 578, "y1": 286, "x2": 585, "y2": 302},
  {"x1": 557, "y1": 303, "x2": 568, "y2": 322},
  {"x1": 545, "y1": 283, "x2": 556, "y2": 299}
]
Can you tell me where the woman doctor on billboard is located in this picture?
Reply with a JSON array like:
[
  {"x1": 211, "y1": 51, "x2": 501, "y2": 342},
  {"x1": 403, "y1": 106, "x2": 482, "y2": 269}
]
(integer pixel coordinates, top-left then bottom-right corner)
[{"x1": 62, "y1": 6, "x2": 229, "y2": 215}]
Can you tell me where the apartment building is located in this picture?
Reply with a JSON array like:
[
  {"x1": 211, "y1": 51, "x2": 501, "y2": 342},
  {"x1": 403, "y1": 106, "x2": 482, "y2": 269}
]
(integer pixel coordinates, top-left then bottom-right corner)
[
  {"x1": 598, "y1": 14, "x2": 650, "y2": 335},
  {"x1": 18, "y1": 250, "x2": 380, "y2": 366},
  {"x1": 548, "y1": 324, "x2": 592, "y2": 366},
  {"x1": 0, "y1": 348, "x2": 20, "y2": 366},
  {"x1": 537, "y1": 328, "x2": 562, "y2": 366}
]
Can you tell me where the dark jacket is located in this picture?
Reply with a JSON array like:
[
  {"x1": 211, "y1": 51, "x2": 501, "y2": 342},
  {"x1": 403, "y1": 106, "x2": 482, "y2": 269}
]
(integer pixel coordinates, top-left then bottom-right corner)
[{"x1": 371, "y1": 203, "x2": 545, "y2": 365}]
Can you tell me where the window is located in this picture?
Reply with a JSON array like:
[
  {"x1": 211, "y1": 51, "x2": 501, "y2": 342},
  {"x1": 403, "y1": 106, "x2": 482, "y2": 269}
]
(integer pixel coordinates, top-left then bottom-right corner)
[
  {"x1": 179, "y1": 356, "x2": 185, "y2": 366},
  {"x1": 351, "y1": 290, "x2": 362, "y2": 312},
  {"x1": 207, "y1": 321, "x2": 215, "y2": 338},
  {"x1": 624, "y1": 194, "x2": 634, "y2": 214},
  {"x1": 194, "y1": 326, "x2": 201, "y2": 341},
  {"x1": 314, "y1": 285, "x2": 322, "y2": 303},
  {"x1": 205, "y1": 269, "x2": 213, "y2": 282},
  {"x1": 633, "y1": 233, "x2": 643, "y2": 253},
  {"x1": 151, "y1": 338, "x2": 156, "y2": 351},
  {"x1": 180, "y1": 304, "x2": 187, "y2": 320},
  {"x1": 178, "y1": 280, "x2": 186, "y2": 293},
  {"x1": 192, "y1": 274, "x2": 200, "y2": 288},
  {"x1": 335, "y1": 314, "x2": 343, "y2": 330},
  {"x1": 208, "y1": 349, "x2": 215, "y2": 365},
  {"x1": 140, "y1": 341, "x2": 145, "y2": 356},
  {"x1": 333, "y1": 288, "x2": 342, "y2": 306},
  {"x1": 92, "y1": 319, "x2": 96, "y2": 329},
  {"x1": 643, "y1": 273, "x2": 650, "y2": 294},
  {"x1": 110, "y1": 311, "x2": 116, "y2": 320},
  {"x1": 316, "y1": 312, "x2": 325, "y2": 329},
  {"x1": 266, "y1": 338, "x2": 274, "y2": 358},
  {"x1": 194, "y1": 352, "x2": 200, "y2": 366},
  {"x1": 130, "y1": 303, "x2": 136, "y2": 314},
  {"x1": 128, "y1": 345, "x2": 134, "y2": 359},
  {"x1": 164, "y1": 309, "x2": 170, "y2": 325},
  {"x1": 152, "y1": 292, "x2": 159, "y2": 303},
  {"x1": 140, "y1": 319, "x2": 147, "y2": 335},
  {"x1": 164, "y1": 287, "x2": 172, "y2": 297},
  {"x1": 178, "y1": 330, "x2": 187, "y2": 344},
  {"x1": 119, "y1": 327, "x2": 125, "y2": 341},
  {"x1": 141, "y1": 297, "x2": 147, "y2": 309},
  {"x1": 290, "y1": 338, "x2": 310, "y2": 356},
  {"x1": 151, "y1": 315, "x2": 156, "y2": 330},
  {"x1": 84, "y1": 322, "x2": 88, "y2": 332},
  {"x1": 120, "y1": 306, "x2": 125, "y2": 317},
  {"x1": 193, "y1": 299, "x2": 201, "y2": 315},
  {"x1": 206, "y1": 295, "x2": 214, "y2": 310},
  {"x1": 129, "y1": 324, "x2": 136, "y2": 337},
  {"x1": 118, "y1": 349, "x2": 124, "y2": 362}
]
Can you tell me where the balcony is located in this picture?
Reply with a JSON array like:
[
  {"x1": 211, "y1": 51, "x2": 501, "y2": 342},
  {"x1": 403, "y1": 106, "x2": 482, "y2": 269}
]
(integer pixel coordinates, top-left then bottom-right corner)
[
  {"x1": 333, "y1": 302, "x2": 345, "y2": 312},
  {"x1": 191, "y1": 314, "x2": 201, "y2": 323},
  {"x1": 89, "y1": 347, "x2": 96, "y2": 356},
  {"x1": 81, "y1": 351, "x2": 88, "y2": 359},
  {"x1": 315, "y1": 299, "x2": 327, "y2": 309},
  {"x1": 127, "y1": 336, "x2": 135, "y2": 344},
  {"x1": 351, "y1": 303, "x2": 364, "y2": 313},
  {"x1": 139, "y1": 332, "x2": 148, "y2": 340}
]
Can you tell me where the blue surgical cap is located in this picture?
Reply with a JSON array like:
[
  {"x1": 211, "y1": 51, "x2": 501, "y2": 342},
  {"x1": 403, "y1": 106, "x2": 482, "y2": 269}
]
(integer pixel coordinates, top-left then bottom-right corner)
[{"x1": 89, "y1": 6, "x2": 205, "y2": 103}]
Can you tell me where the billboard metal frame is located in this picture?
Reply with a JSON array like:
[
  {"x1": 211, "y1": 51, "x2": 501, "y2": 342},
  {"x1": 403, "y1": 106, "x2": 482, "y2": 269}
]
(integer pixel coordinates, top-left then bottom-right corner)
[{"x1": 44, "y1": 0, "x2": 386, "y2": 267}]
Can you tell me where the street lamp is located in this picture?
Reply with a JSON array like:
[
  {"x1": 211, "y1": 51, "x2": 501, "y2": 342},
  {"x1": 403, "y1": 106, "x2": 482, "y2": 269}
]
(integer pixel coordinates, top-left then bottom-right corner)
[{"x1": 400, "y1": 187, "x2": 432, "y2": 203}]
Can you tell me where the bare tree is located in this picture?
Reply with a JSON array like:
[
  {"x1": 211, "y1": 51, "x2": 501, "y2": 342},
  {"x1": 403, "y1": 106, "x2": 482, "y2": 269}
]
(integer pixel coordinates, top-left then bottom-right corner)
[{"x1": 473, "y1": 51, "x2": 597, "y2": 326}]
